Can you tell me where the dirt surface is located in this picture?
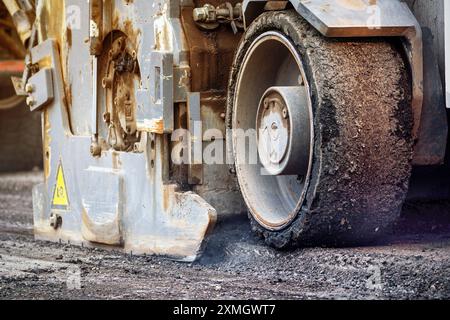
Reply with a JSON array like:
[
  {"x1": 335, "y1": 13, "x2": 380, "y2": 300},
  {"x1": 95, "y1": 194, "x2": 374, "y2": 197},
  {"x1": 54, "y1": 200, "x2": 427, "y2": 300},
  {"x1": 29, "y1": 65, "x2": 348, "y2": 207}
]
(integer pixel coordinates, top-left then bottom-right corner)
[{"x1": 1, "y1": 171, "x2": 450, "y2": 300}]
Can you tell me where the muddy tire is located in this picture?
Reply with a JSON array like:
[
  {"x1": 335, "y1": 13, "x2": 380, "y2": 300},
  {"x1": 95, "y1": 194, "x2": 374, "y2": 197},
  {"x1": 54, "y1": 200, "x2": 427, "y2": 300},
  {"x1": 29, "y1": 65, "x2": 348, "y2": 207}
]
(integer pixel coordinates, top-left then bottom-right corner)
[
  {"x1": 226, "y1": 11, "x2": 413, "y2": 248},
  {"x1": 0, "y1": 77, "x2": 42, "y2": 172}
]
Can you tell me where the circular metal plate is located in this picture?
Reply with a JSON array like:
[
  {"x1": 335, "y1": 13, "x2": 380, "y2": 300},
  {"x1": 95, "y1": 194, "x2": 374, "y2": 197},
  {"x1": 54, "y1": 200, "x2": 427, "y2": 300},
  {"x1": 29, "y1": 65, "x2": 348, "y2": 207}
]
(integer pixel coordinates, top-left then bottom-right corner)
[{"x1": 232, "y1": 31, "x2": 314, "y2": 230}]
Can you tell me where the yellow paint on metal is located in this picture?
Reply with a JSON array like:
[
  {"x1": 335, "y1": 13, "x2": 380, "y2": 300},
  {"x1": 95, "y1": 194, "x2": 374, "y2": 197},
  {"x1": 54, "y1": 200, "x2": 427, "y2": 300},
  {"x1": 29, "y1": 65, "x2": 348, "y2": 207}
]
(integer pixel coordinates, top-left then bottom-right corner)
[{"x1": 51, "y1": 161, "x2": 69, "y2": 210}]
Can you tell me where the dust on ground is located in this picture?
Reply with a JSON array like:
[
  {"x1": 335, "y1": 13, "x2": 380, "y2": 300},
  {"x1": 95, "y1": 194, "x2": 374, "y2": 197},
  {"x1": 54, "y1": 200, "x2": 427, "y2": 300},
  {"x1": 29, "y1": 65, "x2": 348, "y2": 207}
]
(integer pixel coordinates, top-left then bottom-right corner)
[{"x1": 1, "y1": 171, "x2": 450, "y2": 299}]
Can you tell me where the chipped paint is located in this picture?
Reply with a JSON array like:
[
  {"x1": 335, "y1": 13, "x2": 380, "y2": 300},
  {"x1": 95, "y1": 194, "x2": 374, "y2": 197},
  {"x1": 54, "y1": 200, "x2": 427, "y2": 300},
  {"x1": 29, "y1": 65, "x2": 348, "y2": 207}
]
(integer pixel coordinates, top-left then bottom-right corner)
[
  {"x1": 153, "y1": 4, "x2": 173, "y2": 52},
  {"x1": 137, "y1": 118, "x2": 165, "y2": 134},
  {"x1": 43, "y1": 108, "x2": 51, "y2": 180}
]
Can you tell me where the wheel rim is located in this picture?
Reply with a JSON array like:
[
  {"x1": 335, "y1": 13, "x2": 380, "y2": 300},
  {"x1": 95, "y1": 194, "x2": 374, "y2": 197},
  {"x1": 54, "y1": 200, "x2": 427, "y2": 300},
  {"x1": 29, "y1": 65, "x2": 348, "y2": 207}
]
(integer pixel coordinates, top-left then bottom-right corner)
[{"x1": 232, "y1": 31, "x2": 314, "y2": 230}]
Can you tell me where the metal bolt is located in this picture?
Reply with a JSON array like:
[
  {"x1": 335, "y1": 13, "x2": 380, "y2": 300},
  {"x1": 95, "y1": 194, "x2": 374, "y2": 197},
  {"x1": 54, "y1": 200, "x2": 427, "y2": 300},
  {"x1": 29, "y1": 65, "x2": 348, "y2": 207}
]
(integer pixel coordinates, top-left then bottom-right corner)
[
  {"x1": 26, "y1": 96, "x2": 35, "y2": 107},
  {"x1": 50, "y1": 212, "x2": 62, "y2": 230},
  {"x1": 271, "y1": 122, "x2": 278, "y2": 131},
  {"x1": 133, "y1": 142, "x2": 141, "y2": 153},
  {"x1": 102, "y1": 76, "x2": 113, "y2": 89},
  {"x1": 90, "y1": 143, "x2": 102, "y2": 157},
  {"x1": 282, "y1": 107, "x2": 289, "y2": 119},
  {"x1": 90, "y1": 135, "x2": 102, "y2": 157},
  {"x1": 193, "y1": 7, "x2": 208, "y2": 22},
  {"x1": 25, "y1": 83, "x2": 34, "y2": 93}
]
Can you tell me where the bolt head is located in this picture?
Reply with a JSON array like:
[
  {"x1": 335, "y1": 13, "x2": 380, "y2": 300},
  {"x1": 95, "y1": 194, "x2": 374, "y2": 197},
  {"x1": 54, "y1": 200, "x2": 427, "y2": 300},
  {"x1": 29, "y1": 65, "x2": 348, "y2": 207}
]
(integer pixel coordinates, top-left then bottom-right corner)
[
  {"x1": 26, "y1": 96, "x2": 35, "y2": 107},
  {"x1": 90, "y1": 142, "x2": 102, "y2": 157},
  {"x1": 25, "y1": 83, "x2": 34, "y2": 93},
  {"x1": 193, "y1": 8, "x2": 207, "y2": 22}
]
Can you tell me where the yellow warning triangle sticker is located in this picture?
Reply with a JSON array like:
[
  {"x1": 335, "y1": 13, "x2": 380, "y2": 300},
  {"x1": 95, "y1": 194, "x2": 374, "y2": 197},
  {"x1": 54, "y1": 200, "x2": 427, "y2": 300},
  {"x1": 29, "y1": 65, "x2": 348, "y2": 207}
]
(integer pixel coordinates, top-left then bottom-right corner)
[{"x1": 52, "y1": 161, "x2": 70, "y2": 210}]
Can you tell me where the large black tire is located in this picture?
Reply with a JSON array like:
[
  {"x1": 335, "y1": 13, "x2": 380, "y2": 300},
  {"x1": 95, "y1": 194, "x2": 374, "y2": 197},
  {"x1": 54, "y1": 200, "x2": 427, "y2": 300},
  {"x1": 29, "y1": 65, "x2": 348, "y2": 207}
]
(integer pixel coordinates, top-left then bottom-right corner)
[
  {"x1": 226, "y1": 11, "x2": 413, "y2": 248},
  {"x1": 0, "y1": 76, "x2": 43, "y2": 172}
]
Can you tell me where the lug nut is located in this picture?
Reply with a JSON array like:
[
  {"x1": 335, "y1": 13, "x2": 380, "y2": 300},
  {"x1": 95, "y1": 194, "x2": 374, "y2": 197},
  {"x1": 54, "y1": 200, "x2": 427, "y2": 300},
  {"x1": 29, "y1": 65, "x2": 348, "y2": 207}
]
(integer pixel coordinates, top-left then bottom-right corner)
[
  {"x1": 193, "y1": 4, "x2": 215, "y2": 22},
  {"x1": 193, "y1": 7, "x2": 208, "y2": 22},
  {"x1": 49, "y1": 212, "x2": 62, "y2": 229},
  {"x1": 25, "y1": 83, "x2": 34, "y2": 93},
  {"x1": 26, "y1": 96, "x2": 35, "y2": 107}
]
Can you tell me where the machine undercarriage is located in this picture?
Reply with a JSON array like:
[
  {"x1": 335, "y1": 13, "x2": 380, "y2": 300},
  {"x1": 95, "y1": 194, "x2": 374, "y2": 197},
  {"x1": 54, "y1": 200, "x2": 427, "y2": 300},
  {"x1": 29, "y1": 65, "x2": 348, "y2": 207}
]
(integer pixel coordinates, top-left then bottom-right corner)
[{"x1": 1, "y1": 0, "x2": 449, "y2": 261}]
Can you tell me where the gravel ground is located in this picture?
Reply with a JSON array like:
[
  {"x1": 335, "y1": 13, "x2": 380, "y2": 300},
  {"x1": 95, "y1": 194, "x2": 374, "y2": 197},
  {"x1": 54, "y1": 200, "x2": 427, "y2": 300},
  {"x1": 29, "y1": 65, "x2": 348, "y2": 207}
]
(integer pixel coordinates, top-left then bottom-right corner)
[{"x1": 1, "y1": 171, "x2": 450, "y2": 300}]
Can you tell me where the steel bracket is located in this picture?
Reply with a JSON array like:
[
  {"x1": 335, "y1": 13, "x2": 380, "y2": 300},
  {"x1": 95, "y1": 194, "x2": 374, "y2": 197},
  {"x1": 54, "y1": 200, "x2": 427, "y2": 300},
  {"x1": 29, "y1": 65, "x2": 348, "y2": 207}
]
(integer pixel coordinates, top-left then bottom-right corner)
[{"x1": 26, "y1": 67, "x2": 54, "y2": 112}]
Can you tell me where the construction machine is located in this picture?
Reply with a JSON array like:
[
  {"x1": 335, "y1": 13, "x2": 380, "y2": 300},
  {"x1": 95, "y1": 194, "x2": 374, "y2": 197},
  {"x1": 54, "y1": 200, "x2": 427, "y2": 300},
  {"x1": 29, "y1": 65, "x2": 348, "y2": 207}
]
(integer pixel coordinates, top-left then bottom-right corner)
[{"x1": 1, "y1": 0, "x2": 449, "y2": 261}]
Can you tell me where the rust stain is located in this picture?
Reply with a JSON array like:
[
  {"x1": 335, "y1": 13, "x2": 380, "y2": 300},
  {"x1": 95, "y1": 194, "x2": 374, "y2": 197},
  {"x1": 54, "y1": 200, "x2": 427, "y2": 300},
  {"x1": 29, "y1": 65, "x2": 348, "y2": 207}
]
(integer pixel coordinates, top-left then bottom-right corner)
[
  {"x1": 65, "y1": 27, "x2": 72, "y2": 48},
  {"x1": 149, "y1": 118, "x2": 164, "y2": 134},
  {"x1": 40, "y1": 1, "x2": 72, "y2": 109},
  {"x1": 111, "y1": 11, "x2": 141, "y2": 49},
  {"x1": 163, "y1": 186, "x2": 170, "y2": 211},
  {"x1": 43, "y1": 108, "x2": 51, "y2": 180},
  {"x1": 112, "y1": 152, "x2": 122, "y2": 170},
  {"x1": 137, "y1": 118, "x2": 164, "y2": 134},
  {"x1": 37, "y1": 55, "x2": 52, "y2": 69},
  {"x1": 98, "y1": 31, "x2": 140, "y2": 151},
  {"x1": 41, "y1": 0, "x2": 65, "y2": 45},
  {"x1": 180, "y1": 5, "x2": 241, "y2": 92},
  {"x1": 123, "y1": 18, "x2": 141, "y2": 47}
]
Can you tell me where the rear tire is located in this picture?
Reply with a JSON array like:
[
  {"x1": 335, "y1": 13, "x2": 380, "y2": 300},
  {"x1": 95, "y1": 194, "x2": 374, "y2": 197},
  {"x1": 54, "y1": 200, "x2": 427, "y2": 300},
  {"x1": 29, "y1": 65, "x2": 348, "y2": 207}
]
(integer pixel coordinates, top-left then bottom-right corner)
[{"x1": 226, "y1": 11, "x2": 413, "y2": 248}]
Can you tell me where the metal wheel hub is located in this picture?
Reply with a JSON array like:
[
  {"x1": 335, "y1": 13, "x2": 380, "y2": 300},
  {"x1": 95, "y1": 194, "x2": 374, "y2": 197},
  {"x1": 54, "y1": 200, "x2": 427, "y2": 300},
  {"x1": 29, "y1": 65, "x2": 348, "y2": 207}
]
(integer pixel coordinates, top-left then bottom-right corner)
[
  {"x1": 232, "y1": 31, "x2": 314, "y2": 229},
  {"x1": 256, "y1": 86, "x2": 309, "y2": 176}
]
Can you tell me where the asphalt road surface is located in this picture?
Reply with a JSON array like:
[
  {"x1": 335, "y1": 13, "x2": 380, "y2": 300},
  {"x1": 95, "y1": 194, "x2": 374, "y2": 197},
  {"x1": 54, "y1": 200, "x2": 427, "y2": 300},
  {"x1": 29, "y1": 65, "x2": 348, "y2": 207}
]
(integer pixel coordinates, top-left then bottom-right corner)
[{"x1": 1, "y1": 171, "x2": 450, "y2": 299}]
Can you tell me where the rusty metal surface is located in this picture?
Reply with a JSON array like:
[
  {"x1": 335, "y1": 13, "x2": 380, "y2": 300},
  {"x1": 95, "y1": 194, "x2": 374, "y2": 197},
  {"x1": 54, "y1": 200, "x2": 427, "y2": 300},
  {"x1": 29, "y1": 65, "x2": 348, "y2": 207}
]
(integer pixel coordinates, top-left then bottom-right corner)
[
  {"x1": 30, "y1": 36, "x2": 217, "y2": 261},
  {"x1": 181, "y1": 4, "x2": 241, "y2": 93},
  {"x1": 27, "y1": 1, "x2": 249, "y2": 261},
  {"x1": 99, "y1": 35, "x2": 140, "y2": 151},
  {"x1": 89, "y1": 0, "x2": 103, "y2": 56}
]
